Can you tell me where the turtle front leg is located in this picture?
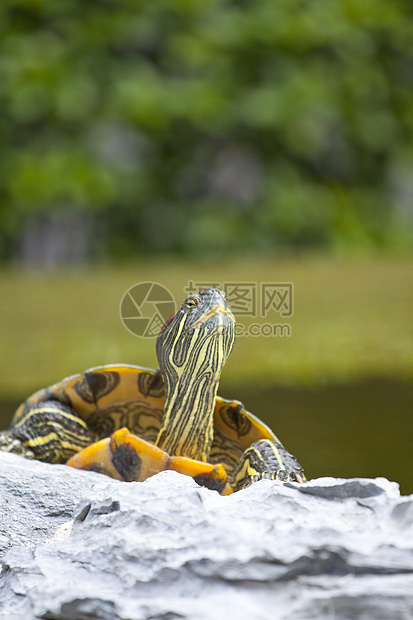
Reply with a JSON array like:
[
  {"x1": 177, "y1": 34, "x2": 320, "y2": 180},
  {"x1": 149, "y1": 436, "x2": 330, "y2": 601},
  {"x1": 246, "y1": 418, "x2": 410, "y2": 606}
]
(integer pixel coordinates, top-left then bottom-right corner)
[
  {"x1": 0, "y1": 401, "x2": 94, "y2": 463},
  {"x1": 232, "y1": 439, "x2": 306, "y2": 492},
  {"x1": 67, "y1": 428, "x2": 231, "y2": 494}
]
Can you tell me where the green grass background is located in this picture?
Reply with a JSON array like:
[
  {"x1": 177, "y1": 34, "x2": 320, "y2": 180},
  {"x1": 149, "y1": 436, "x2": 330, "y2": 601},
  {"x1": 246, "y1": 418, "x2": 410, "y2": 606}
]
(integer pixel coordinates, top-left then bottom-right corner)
[{"x1": 1, "y1": 254, "x2": 412, "y2": 398}]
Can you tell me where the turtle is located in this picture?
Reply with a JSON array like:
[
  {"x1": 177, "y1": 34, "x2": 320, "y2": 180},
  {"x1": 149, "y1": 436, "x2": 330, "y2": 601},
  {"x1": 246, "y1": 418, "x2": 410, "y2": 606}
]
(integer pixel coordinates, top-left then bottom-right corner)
[{"x1": 0, "y1": 287, "x2": 305, "y2": 493}]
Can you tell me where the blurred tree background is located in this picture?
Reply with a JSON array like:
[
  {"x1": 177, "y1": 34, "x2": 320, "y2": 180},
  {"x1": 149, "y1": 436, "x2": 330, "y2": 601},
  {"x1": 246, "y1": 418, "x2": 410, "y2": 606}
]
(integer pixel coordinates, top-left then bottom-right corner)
[{"x1": 1, "y1": 0, "x2": 413, "y2": 266}]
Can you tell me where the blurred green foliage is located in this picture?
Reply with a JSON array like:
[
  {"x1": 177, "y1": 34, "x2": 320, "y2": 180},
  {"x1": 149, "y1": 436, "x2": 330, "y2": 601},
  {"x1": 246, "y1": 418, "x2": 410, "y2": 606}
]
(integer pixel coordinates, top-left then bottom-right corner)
[{"x1": 1, "y1": 0, "x2": 413, "y2": 259}]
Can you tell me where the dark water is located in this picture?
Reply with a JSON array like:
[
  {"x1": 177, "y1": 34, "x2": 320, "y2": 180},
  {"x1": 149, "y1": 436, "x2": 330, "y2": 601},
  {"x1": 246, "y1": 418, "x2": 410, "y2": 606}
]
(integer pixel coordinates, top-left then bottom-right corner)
[
  {"x1": 2, "y1": 379, "x2": 412, "y2": 495},
  {"x1": 224, "y1": 379, "x2": 413, "y2": 495}
]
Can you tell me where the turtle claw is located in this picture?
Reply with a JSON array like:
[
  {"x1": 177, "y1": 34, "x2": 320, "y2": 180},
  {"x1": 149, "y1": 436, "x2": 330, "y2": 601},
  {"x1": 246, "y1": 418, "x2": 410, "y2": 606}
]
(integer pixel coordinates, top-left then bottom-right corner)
[
  {"x1": 0, "y1": 432, "x2": 35, "y2": 459},
  {"x1": 169, "y1": 455, "x2": 231, "y2": 494},
  {"x1": 67, "y1": 427, "x2": 231, "y2": 493},
  {"x1": 233, "y1": 439, "x2": 306, "y2": 491},
  {"x1": 67, "y1": 428, "x2": 169, "y2": 482}
]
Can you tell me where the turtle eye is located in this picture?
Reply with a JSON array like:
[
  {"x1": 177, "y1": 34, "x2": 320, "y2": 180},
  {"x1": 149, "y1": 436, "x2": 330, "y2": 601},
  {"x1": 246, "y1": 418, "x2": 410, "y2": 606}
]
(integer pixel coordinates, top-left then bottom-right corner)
[{"x1": 184, "y1": 296, "x2": 199, "y2": 309}]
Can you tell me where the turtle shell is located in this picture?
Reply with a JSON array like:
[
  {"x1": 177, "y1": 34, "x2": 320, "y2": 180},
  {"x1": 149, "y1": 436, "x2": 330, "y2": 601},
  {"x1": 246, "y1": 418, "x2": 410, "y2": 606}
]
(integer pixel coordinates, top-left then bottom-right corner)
[{"x1": 12, "y1": 364, "x2": 281, "y2": 484}]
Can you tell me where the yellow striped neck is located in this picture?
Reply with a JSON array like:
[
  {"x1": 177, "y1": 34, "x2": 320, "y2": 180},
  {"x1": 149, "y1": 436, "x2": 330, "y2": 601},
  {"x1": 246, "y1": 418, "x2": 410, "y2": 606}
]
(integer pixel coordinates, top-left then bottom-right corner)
[
  {"x1": 155, "y1": 288, "x2": 235, "y2": 461},
  {"x1": 156, "y1": 366, "x2": 220, "y2": 461}
]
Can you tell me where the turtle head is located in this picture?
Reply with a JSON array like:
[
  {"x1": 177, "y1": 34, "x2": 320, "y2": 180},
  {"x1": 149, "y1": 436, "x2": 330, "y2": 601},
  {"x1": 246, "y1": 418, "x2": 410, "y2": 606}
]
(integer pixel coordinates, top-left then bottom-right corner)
[
  {"x1": 156, "y1": 287, "x2": 235, "y2": 373},
  {"x1": 155, "y1": 288, "x2": 236, "y2": 460}
]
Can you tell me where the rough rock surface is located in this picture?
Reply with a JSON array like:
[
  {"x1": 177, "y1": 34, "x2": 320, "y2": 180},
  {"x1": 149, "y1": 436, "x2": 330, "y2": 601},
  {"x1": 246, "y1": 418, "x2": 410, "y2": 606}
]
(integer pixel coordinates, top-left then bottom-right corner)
[{"x1": 0, "y1": 452, "x2": 412, "y2": 620}]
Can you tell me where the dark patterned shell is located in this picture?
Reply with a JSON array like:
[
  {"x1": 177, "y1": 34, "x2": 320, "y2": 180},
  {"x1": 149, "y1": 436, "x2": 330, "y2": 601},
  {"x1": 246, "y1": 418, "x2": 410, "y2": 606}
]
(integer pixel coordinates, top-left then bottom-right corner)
[{"x1": 12, "y1": 364, "x2": 281, "y2": 480}]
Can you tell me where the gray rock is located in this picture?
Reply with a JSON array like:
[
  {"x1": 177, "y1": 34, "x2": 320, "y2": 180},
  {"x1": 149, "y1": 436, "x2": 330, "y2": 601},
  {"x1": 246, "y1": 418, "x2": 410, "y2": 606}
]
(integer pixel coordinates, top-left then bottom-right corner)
[{"x1": 0, "y1": 452, "x2": 412, "y2": 620}]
